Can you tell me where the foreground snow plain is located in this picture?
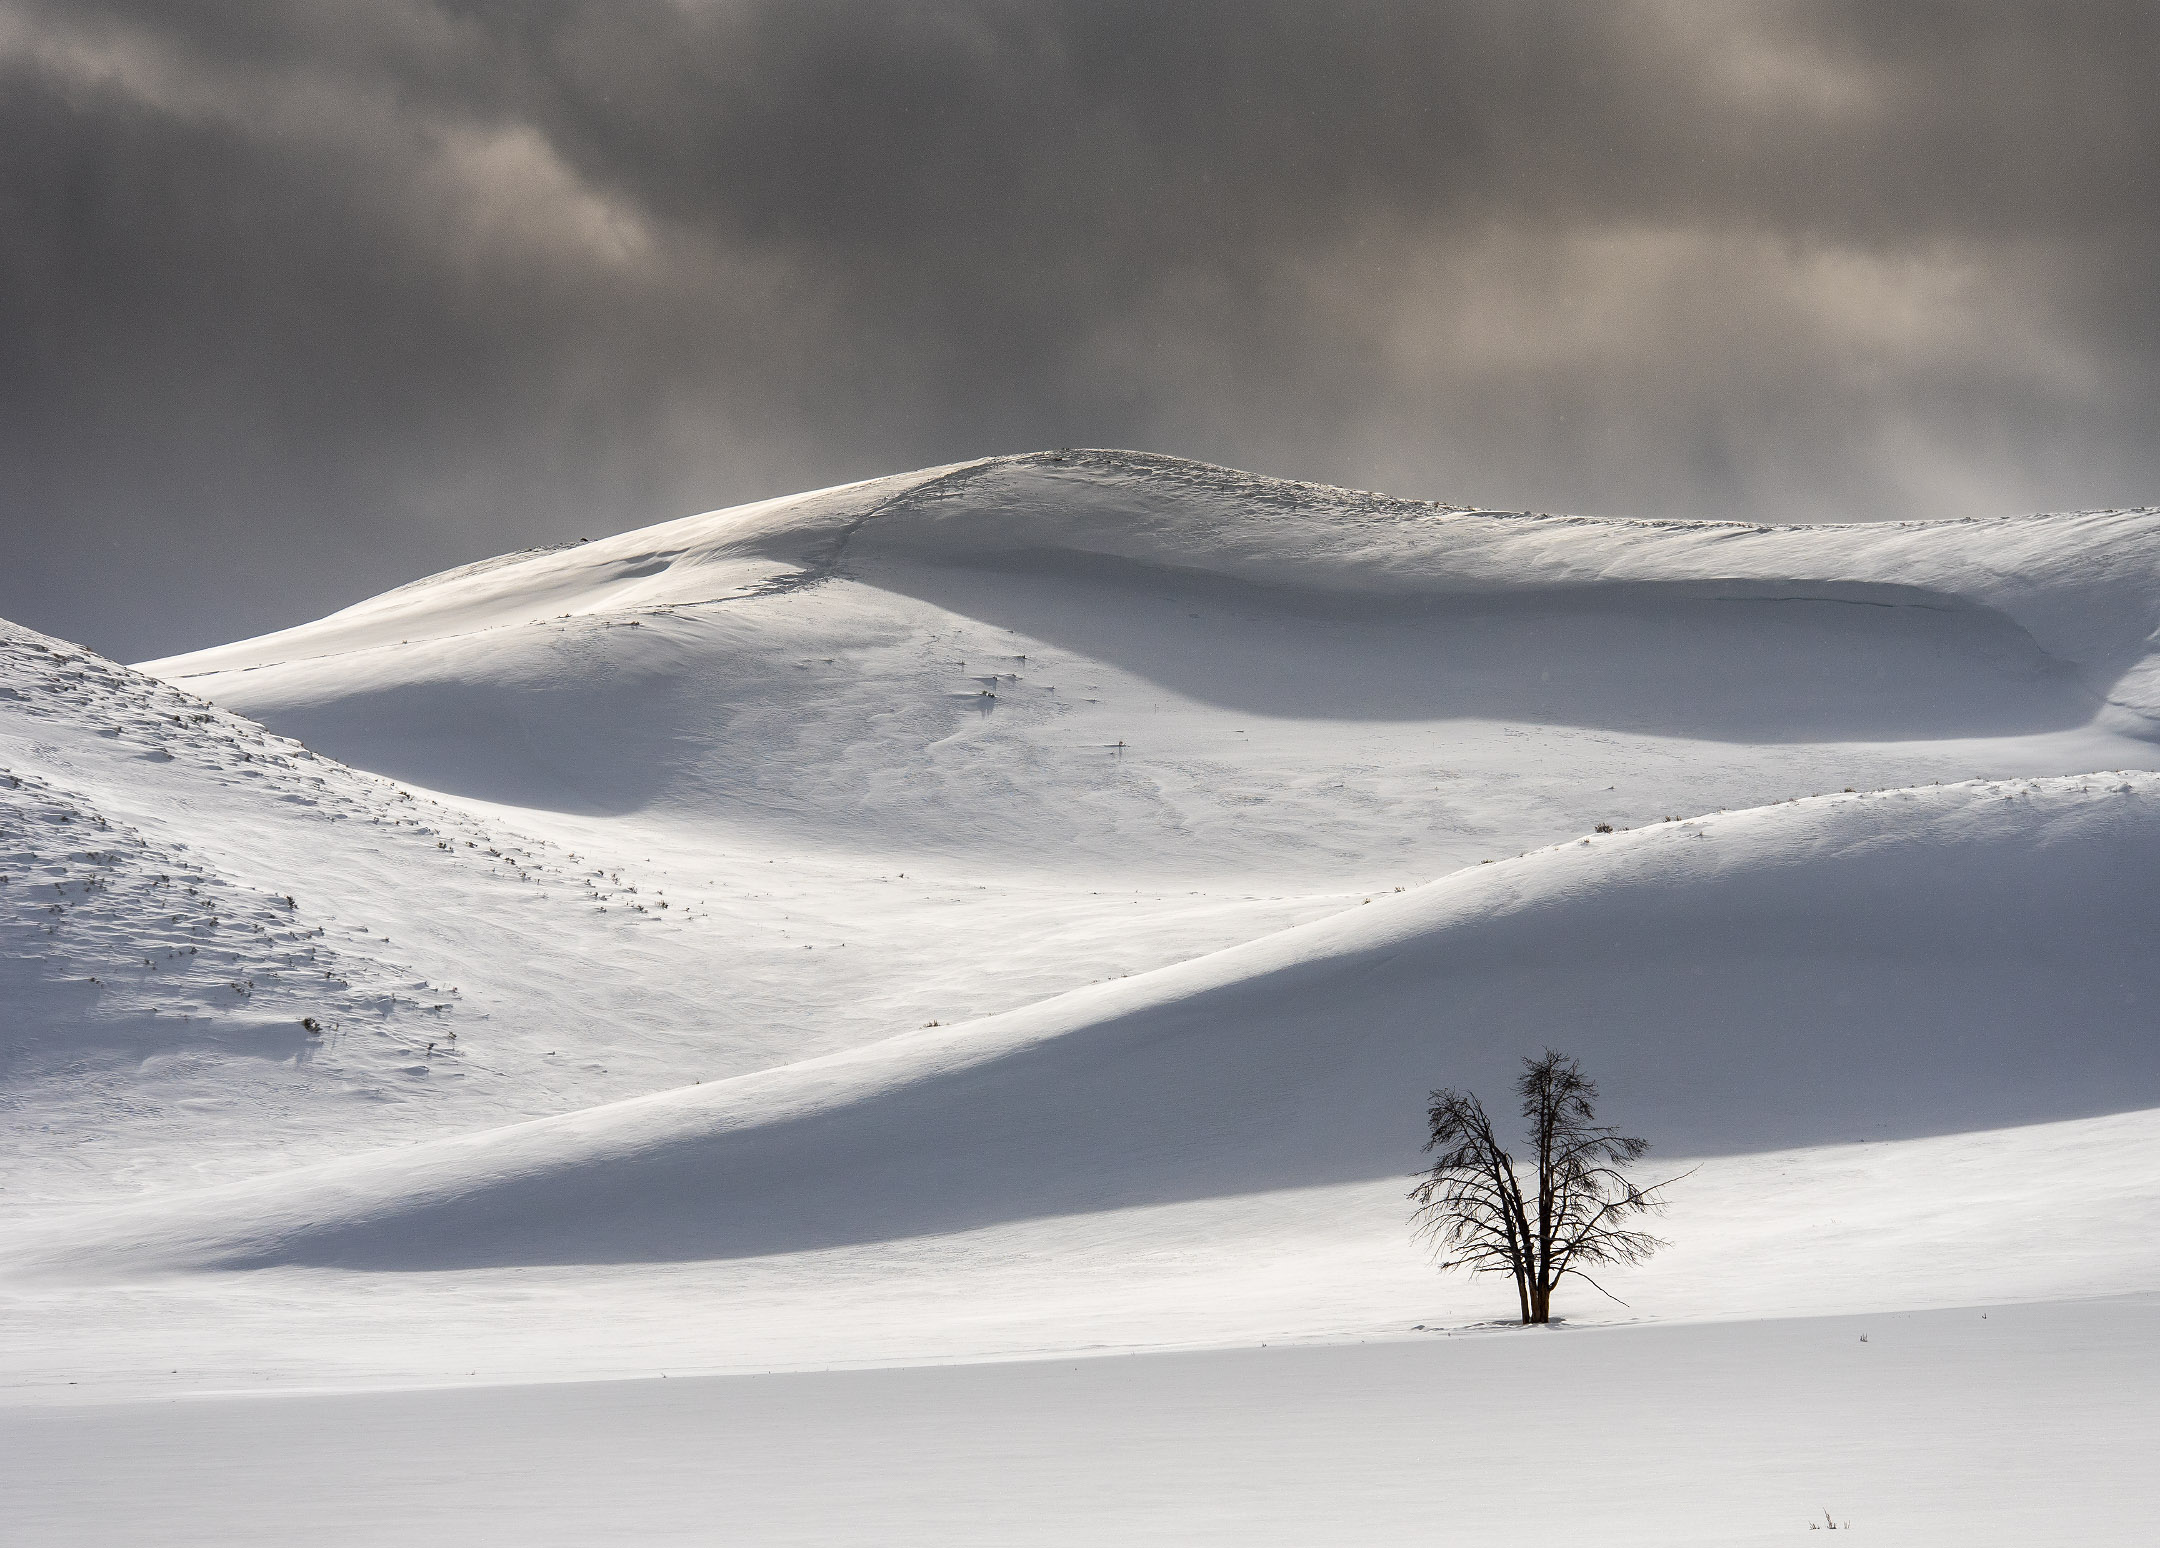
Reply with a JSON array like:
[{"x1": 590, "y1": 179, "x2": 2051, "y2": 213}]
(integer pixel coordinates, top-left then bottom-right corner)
[
  {"x1": 6, "y1": 451, "x2": 2160, "y2": 1541},
  {"x1": 13, "y1": 1301, "x2": 2158, "y2": 1548}
]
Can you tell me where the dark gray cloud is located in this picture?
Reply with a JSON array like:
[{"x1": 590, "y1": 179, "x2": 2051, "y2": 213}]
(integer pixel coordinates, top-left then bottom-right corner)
[{"x1": 4, "y1": 0, "x2": 2159, "y2": 659}]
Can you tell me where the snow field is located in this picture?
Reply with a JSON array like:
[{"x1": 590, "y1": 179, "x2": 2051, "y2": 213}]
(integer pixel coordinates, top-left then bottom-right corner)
[
  {"x1": 10, "y1": 1299, "x2": 2158, "y2": 1547},
  {"x1": 6, "y1": 449, "x2": 2160, "y2": 1541}
]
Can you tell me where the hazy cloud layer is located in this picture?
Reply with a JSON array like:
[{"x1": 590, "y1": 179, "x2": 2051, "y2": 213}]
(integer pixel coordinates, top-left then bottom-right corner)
[{"x1": 5, "y1": 1, "x2": 2159, "y2": 658}]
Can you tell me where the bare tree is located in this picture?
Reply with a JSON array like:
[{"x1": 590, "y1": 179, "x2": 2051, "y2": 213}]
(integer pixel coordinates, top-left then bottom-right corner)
[{"x1": 1408, "y1": 1050, "x2": 1678, "y2": 1324}]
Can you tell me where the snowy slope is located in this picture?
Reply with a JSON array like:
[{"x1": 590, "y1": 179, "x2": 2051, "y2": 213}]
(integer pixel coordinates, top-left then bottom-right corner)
[
  {"x1": 18, "y1": 769, "x2": 2157, "y2": 1279},
  {"x1": 0, "y1": 616, "x2": 1335, "y2": 1212},
  {"x1": 0, "y1": 623, "x2": 510, "y2": 1204},
  {"x1": 141, "y1": 450, "x2": 2160, "y2": 881},
  {"x1": 5, "y1": 449, "x2": 2159, "y2": 1462},
  {"x1": 150, "y1": 451, "x2": 2160, "y2": 722}
]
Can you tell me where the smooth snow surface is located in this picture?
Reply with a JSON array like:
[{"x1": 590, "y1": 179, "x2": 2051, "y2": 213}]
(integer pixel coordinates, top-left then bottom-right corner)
[
  {"x1": 6, "y1": 450, "x2": 2159, "y2": 1540},
  {"x1": 13, "y1": 1302, "x2": 2160, "y2": 1547}
]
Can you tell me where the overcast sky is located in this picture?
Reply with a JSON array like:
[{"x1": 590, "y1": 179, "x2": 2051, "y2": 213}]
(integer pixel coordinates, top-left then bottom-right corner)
[{"x1": 5, "y1": 1, "x2": 2159, "y2": 660}]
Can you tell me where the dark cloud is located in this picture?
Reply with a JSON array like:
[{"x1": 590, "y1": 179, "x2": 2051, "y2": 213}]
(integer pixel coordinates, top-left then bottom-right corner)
[{"x1": 4, "y1": 0, "x2": 2158, "y2": 659}]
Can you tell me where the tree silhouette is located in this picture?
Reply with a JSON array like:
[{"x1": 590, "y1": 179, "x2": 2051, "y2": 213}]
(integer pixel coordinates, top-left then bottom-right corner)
[{"x1": 1409, "y1": 1050, "x2": 1678, "y2": 1323}]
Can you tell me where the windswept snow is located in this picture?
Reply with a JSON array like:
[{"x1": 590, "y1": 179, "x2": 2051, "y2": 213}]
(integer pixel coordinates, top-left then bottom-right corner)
[{"x1": 6, "y1": 450, "x2": 2160, "y2": 1543}]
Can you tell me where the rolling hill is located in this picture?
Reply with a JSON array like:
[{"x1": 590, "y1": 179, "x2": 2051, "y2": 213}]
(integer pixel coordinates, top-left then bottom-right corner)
[{"x1": 6, "y1": 450, "x2": 2159, "y2": 1543}]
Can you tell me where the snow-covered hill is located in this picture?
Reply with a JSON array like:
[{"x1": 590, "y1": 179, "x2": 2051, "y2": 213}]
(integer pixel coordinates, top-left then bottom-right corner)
[
  {"x1": 11, "y1": 448, "x2": 2147, "y2": 1215},
  {"x1": 6, "y1": 452, "x2": 2160, "y2": 1544},
  {"x1": 141, "y1": 450, "x2": 2160, "y2": 878},
  {"x1": 0, "y1": 613, "x2": 1344, "y2": 1209}
]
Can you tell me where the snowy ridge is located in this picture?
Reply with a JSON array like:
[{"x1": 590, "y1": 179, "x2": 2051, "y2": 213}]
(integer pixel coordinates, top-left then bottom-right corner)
[
  {"x1": 151, "y1": 450, "x2": 2160, "y2": 725},
  {"x1": 141, "y1": 461, "x2": 978, "y2": 678},
  {"x1": 125, "y1": 451, "x2": 2160, "y2": 876}
]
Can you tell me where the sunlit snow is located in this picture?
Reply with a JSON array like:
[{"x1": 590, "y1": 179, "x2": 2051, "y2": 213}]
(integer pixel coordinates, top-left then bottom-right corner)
[{"x1": 6, "y1": 451, "x2": 2158, "y2": 1544}]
